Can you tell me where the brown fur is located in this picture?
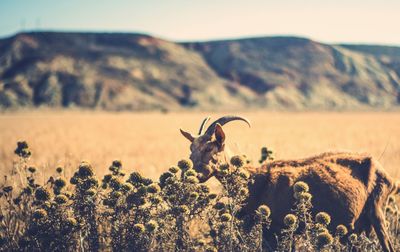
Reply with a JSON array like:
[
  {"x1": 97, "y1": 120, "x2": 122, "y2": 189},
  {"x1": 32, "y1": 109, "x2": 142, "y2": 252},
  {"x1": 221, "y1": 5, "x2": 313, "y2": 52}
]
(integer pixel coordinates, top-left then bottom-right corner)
[{"x1": 242, "y1": 152, "x2": 398, "y2": 252}]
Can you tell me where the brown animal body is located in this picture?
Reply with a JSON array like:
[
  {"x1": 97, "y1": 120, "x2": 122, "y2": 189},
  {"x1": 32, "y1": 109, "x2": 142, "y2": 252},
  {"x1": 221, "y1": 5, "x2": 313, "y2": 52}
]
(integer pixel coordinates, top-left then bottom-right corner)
[
  {"x1": 243, "y1": 152, "x2": 398, "y2": 252},
  {"x1": 180, "y1": 116, "x2": 399, "y2": 252}
]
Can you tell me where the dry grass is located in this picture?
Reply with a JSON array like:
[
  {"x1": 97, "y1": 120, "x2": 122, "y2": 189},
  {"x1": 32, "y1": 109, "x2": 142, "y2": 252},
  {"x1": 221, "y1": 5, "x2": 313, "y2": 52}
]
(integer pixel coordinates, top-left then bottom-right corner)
[
  {"x1": 0, "y1": 111, "x2": 399, "y2": 181},
  {"x1": 1, "y1": 111, "x2": 400, "y2": 251}
]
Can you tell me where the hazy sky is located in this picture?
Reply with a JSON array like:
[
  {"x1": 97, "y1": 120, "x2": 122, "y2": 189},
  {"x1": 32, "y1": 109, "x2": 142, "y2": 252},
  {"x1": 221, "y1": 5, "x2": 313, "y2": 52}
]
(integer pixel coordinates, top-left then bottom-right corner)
[{"x1": 0, "y1": 0, "x2": 399, "y2": 45}]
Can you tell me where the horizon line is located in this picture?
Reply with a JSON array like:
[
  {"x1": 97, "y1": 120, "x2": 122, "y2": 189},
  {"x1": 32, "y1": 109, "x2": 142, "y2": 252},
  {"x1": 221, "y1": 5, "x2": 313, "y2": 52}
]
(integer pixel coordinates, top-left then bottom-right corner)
[{"x1": 2, "y1": 29, "x2": 400, "y2": 47}]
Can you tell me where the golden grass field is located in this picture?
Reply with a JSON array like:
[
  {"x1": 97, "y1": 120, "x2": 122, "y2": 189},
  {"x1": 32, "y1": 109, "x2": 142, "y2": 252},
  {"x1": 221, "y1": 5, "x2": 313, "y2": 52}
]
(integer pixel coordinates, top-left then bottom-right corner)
[{"x1": 1, "y1": 111, "x2": 399, "y2": 182}]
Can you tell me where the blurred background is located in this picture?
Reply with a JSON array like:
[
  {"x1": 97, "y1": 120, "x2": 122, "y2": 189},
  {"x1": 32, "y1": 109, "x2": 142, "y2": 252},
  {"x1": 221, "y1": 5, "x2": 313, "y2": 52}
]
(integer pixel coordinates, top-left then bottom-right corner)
[{"x1": 0, "y1": 0, "x2": 399, "y2": 179}]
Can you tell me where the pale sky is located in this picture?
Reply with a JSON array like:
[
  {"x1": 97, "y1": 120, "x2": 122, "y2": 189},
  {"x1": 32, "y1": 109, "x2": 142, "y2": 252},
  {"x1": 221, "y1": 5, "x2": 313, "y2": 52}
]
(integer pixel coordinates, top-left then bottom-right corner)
[{"x1": 0, "y1": 0, "x2": 399, "y2": 45}]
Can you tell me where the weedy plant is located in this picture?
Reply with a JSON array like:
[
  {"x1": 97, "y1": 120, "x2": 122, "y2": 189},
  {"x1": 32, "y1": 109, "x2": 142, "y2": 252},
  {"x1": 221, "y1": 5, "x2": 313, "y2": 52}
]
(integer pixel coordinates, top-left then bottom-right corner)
[
  {"x1": 207, "y1": 155, "x2": 270, "y2": 251},
  {"x1": 259, "y1": 147, "x2": 274, "y2": 164},
  {"x1": 70, "y1": 161, "x2": 100, "y2": 251},
  {"x1": 0, "y1": 141, "x2": 399, "y2": 251}
]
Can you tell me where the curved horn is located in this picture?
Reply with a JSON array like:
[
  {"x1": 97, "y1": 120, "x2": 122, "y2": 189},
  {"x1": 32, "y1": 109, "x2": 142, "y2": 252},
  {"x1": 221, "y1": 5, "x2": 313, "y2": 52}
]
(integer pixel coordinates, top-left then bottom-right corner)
[
  {"x1": 203, "y1": 115, "x2": 251, "y2": 137},
  {"x1": 198, "y1": 116, "x2": 211, "y2": 135}
]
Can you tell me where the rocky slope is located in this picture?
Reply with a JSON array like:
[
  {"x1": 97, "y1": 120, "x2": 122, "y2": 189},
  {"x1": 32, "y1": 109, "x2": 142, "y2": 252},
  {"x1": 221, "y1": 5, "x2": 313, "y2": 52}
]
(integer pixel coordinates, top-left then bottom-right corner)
[{"x1": 0, "y1": 32, "x2": 399, "y2": 110}]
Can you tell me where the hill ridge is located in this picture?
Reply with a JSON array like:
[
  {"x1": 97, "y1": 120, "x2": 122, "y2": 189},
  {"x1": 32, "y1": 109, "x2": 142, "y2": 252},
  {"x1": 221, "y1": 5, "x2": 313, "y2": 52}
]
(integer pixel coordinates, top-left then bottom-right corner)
[{"x1": 1, "y1": 32, "x2": 399, "y2": 110}]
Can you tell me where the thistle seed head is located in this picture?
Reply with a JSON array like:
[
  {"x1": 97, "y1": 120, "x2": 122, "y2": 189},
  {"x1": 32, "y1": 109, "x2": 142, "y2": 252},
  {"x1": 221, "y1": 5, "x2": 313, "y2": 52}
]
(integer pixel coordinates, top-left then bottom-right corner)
[
  {"x1": 35, "y1": 188, "x2": 50, "y2": 201},
  {"x1": 220, "y1": 213, "x2": 232, "y2": 222},
  {"x1": 315, "y1": 212, "x2": 331, "y2": 226},
  {"x1": 230, "y1": 155, "x2": 245, "y2": 168},
  {"x1": 284, "y1": 214, "x2": 297, "y2": 228},
  {"x1": 145, "y1": 220, "x2": 158, "y2": 232},
  {"x1": 293, "y1": 181, "x2": 309, "y2": 193},
  {"x1": 32, "y1": 209, "x2": 47, "y2": 220},
  {"x1": 257, "y1": 205, "x2": 271, "y2": 218},
  {"x1": 336, "y1": 225, "x2": 348, "y2": 236},
  {"x1": 55, "y1": 195, "x2": 68, "y2": 205},
  {"x1": 54, "y1": 178, "x2": 67, "y2": 188},
  {"x1": 78, "y1": 162, "x2": 94, "y2": 177},
  {"x1": 147, "y1": 183, "x2": 161, "y2": 194},
  {"x1": 178, "y1": 159, "x2": 193, "y2": 171},
  {"x1": 316, "y1": 232, "x2": 333, "y2": 248},
  {"x1": 133, "y1": 223, "x2": 145, "y2": 233}
]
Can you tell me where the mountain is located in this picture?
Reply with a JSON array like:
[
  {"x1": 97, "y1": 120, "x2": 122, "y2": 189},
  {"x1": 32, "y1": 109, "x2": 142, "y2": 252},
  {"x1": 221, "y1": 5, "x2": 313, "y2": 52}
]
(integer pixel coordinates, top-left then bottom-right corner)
[{"x1": 0, "y1": 32, "x2": 399, "y2": 110}]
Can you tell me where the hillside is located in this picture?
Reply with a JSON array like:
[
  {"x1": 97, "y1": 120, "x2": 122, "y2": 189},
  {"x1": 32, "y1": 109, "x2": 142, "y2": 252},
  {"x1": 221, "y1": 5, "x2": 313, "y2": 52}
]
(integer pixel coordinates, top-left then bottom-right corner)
[
  {"x1": 339, "y1": 44, "x2": 400, "y2": 78},
  {"x1": 0, "y1": 32, "x2": 399, "y2": 110}
]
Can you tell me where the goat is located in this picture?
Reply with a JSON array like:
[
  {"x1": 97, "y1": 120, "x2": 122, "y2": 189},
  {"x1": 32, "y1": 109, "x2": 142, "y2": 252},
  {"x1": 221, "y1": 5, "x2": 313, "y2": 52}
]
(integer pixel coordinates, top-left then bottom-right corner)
[{"x1": 180, "y1": 115, "x2": 399, "y2": 252}]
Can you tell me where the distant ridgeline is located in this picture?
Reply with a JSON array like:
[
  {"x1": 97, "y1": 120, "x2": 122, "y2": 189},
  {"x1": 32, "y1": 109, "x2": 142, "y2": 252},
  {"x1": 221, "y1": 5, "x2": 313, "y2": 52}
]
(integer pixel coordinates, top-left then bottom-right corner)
[{"x1": 0, "y1": 32, "x2": 400, "y2": 110}]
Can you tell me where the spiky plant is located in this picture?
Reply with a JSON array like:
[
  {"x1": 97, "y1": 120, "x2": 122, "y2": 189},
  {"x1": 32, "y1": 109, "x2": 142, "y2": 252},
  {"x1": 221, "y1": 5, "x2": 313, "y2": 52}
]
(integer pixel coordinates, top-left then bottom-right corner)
[
  {"x1": 71, "y1": 161, "x2": 100, "y2": 251},
  {"x1": 1, "y1": 141, "x2": 400, "y2": 251}
]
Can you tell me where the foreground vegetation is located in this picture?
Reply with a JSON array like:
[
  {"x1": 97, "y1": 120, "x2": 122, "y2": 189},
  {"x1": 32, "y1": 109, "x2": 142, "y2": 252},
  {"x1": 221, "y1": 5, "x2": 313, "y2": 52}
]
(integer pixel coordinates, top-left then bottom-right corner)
[{"x1": 1, "y1": 142, "x2": 399, "y2": 251}]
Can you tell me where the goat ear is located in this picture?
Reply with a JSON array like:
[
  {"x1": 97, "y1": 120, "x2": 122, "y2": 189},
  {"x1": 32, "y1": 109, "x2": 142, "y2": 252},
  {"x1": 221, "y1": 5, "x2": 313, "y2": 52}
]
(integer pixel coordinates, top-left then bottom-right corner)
[
  {"x1": 180, "y1": 129, "x2": 195, "y2": 142},
  {"x1": 214, "y1": 123, "x2": 225, "y2": 147}
]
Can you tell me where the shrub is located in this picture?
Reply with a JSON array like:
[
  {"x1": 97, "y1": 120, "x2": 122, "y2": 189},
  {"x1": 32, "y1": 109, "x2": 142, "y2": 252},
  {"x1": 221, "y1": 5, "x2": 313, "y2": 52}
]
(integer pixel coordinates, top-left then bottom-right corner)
[{"x1": 1, "y1": 141, "x2": 399, "y2": 251}]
